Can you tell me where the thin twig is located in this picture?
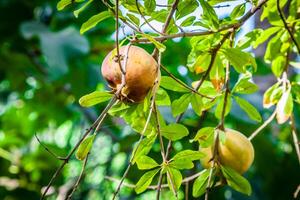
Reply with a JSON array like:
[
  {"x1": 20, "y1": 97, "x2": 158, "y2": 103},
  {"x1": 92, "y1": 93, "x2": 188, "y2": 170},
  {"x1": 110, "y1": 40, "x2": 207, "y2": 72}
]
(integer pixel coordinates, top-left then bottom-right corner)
[
  {"x1": 248, "y1": 109, "x2": 276, "y2": 141},
  {"x1": 100, "y1": 0, "x2": 142, "y2": 33},
  {"x1": 290, "y1": 114, "x2": 300, "y2": 165},
  {"x1": 294, "y1": 184, "x2": 300, "y2": 199},
  {"x1": 131, "y1": 0, "x2": 268, "y2": 43},
  {"x1": 40, "y1": 96, "x2": 118, "y2": 200},
  {"x1": 111, "y1": 80, "x2": 159, "y2": 199},
  {"x1": 276, "y1": 0, "x2": 300, "y2": 54},
  {"x1": 161, "y1": 0, "x2": 180, "y2": 33},
  {"x1": 67, "y1": 154, "x2": 89, "y2": 200},
  {"x1": 135, "y1": 0, "x2": 164, "y2": 35},
  {"x1": 185, "y1": 182, "x2": 189, "y2": 200},
  {"x1": 160, "y1": 64, "x2": 213, "y2": 99},
  {"x1": 115, "y1": 0, "x2": 125, "y2": 75},
  {"x1": 35, "y1": 133, "x2": 65, "y2": 161}
]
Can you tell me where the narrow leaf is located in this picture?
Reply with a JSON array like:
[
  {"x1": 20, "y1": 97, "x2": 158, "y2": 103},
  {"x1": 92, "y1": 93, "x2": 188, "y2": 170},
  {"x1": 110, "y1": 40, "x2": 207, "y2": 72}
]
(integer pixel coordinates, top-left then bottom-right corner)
[
  {"x1": 76, "y1": 135, "x2": 95, "y2": 160},
  {"x1": 79, "y1": 91, "x2": 113, "y2": 107},
  {"x1": 136, "y1": 155, "x2": 159, "y2": 170},
  {"x1": 161, "y1": 123, "x2": 189, "y2": 141},
  {"x1": 160, "y1": 76, "x2": 190, "y2": 92},
  {"x1": 171, "y1": 93, "x2": 192, "y2": 117},
  {"x1": 167, "y1": 167, "x2": 182, "y2": 194},
  {"x1": 135, "y1": 168, "x2": 160, "y2": 194},
  {"x1": 192, "y1": 169, "x2": 210, "y2": 197},
  {"x1": 140, "y1": 33, "x2": 166, "y2": 52},
  {"x1": 221, "y1": 166, "x2": 252, "y2": 196},
  {"x1": 222, "y1": 48, "x2": 257, "y2": 73},
  {"x1": 80, "y1": 11, "x2": 112, "y2": 34},
  {"x1": 193, "y1": 127, "x2": 215, "y2": 148},
  {"x1": 234, "y1": 96, "x2": 262, "y2": 122},
  {"x1": 276, "y1": 89, "x2": 293, "y2": 124},
  {"x1": 191, "y1": 93, "x2": 203, "y2": 116},
  {"x1": 74, "y1": 0, "x2": 94, "y2": 18}
]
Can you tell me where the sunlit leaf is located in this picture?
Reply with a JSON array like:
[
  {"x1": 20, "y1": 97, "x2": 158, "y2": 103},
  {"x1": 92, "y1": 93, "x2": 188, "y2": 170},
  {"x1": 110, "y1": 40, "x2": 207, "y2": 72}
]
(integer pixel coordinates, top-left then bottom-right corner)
[
  {"x1": 193, "y1": 127, "x2": 215, "y2": 147},
  {"x1": 171, "y1": 93, "x2": 192, "y2": 116},
  {"x1": 136, "y1": 155, "x2": 159, "y2": 170},
  {"x1": 161, "y1": 123, "x2": 189, "y2": 141},
  {"x1": 193, "y1": 169, "x2": 210, "y2": 197},
  {"x1": 234, "y1": 96, "x2": 262, "y2": 122},
  {"x1": 79, "y1": 91, "x2": 113, "y2": 107},
  {"x1": 80, "y1": 11, "x2": 112, "y2": 34},
  {"x1": 135, "y1": 168, "x2": 160, "y2": 194},
  {"x1": 276, "y1": 89, "x2": 293, "y2": 124},
  {"x1": 76, "y1": 135, "x2": 95, "y2": 160}
]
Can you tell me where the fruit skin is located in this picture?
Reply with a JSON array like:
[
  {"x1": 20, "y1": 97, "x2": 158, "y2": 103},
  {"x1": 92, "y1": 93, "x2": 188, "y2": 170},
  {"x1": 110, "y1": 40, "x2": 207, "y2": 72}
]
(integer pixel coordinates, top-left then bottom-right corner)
[
  {"x1": 200, "y1": 128, "x2": 254, "y2": 174},
  {"x1": 101, "y1": 45, "x2": 158, "y2": 102}
]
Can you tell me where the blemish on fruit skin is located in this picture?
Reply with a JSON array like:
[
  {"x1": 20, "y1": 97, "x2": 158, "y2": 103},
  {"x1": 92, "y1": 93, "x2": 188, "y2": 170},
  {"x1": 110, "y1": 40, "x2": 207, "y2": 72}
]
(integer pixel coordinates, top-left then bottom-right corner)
[{"x1": 101, "y1": 45, "x2": 158, "y2": 102}]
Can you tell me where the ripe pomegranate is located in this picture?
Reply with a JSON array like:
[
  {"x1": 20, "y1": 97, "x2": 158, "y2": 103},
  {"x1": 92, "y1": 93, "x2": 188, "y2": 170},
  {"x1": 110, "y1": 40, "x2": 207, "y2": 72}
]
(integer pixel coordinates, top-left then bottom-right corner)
[
  {"x1": 101, "y1": 45, "x2": 159, "y2": 102},
  {"x1": 200, "y1": 128, "x2": 254, "y2": 174}
]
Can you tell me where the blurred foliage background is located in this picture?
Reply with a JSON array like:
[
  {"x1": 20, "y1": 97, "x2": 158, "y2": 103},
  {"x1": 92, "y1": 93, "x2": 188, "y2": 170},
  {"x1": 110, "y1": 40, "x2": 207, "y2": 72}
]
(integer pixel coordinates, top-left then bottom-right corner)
[{"x1": 0, "y1": 0, "x2": 299, "y2": 200}]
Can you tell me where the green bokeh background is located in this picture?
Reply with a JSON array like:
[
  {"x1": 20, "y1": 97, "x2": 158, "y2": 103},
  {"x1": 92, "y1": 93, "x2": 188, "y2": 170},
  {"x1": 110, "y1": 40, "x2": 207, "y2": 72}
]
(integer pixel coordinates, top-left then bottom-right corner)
[{"x1": 0, "y1": 1, "x2": 299, "y2": 200}]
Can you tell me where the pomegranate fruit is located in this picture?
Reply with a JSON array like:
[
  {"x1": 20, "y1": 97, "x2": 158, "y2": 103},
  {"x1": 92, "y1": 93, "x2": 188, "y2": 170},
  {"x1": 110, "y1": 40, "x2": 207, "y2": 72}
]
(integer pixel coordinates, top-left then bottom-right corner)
[
  {"x1": 101, "y1": 45, "x2": 159, "y2": 102},
  {"x1": 200, "y1": 128, "x2": 254, "y2": 174}
]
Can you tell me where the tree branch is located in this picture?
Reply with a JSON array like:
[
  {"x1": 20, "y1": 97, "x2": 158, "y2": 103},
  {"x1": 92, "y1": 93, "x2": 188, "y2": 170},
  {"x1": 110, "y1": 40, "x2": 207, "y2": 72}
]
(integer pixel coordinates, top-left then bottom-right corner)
[
  {"x1": 248, "y1": 109, "x2": 276, "y2": 141},
  {"x1": 290, "y1": 114, "x2": 300, "y2": 165},
  {"x1": 131, "y1": 0, "x2": 268, "y2": 43},
  {"x1": 276, "y1": 0, "x2": 300, "y2": 54}
]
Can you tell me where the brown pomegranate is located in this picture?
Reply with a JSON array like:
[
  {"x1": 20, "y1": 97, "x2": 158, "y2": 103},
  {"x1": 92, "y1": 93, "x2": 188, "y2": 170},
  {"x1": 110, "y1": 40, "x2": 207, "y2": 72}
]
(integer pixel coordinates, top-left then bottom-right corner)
[{"x1": 101, "y1": 45, "x2": 159, "y2": 102}]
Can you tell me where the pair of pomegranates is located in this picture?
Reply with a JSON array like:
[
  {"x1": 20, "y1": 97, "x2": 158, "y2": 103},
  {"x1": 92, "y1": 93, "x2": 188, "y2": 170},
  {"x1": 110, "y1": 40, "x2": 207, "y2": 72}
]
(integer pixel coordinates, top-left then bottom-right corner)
[{"x1": 100, "y1": 45, "x2": 254, "y2": 174}]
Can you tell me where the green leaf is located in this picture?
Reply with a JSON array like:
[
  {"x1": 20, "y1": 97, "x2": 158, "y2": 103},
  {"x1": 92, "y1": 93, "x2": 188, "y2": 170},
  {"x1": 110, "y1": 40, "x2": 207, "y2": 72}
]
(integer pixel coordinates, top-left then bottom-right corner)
[
  {"x1": 131, "y1": 133, "x2": 157, "y2": 163},
  {"x1": 57, "y1": 0, "x2": 83, "y2": 11},
  {"x1": 271, "y1": 55, "x2": 285, "y2": 77},
  {"x1": 192, "y1": 169, "x2": 210, "y2": 197},
  {"x1": 176, "y1": 0, "x2": 198, "y2": 19},
  {"x1": 292, "y1": 82, "x2": 300, "y2": 104},
  {"x1": 160, "y1": 76, "x2": 190, "y2": 93},
  {"x1": 199, "y1": 0, "x2": 219, "y2": 30},
  {"x1": 215, "y1": 93, "x2": 231, "y2": 119},
  {"x1": 171, "y1": 150, "x2": 204, "y2": 170},
  {"x1": 136, "y1": 155, "x2": 159, "y2": 170},
  {"x1": 127, "y1": 13, "x2": 140, "y2": 26},
  {"x1": 167, "y1": 167, "x2": 182, "y2": 194},
  {"x1": 191, "y1": 93, "x2": 203, "y2": 116},
  {"x1": 180, "y1": 16, "x2": 196, "y2": 27},
  {"x1": 76, "y1": 135, "x2": 95, "y2": 160},
  {"x1": 263, "y1": 82, "x2": 281, "y2": 108},
  {"x1": 193, "y1": 127, "x2": 215, "y2": 148},
  {"x1": 80, "y1": 11, "x2": 112, "y2": 34},
  {"x1": 232, "y1": 74, "x2": 258, "y2": 94},
  {"x1": 209, "y1": 54, "x2": 224, "y2": 91},
  {"x1": 234, "y1": 96, "x2": 262, "y2": 122},
  {"x1": 74, "y1": 0, "x2": 94, "y2": 18},
  {"x1": 221, "y1": 166, "x2": 252, "y2": 196},
  {"x1": 144, "y1": 0, "x2": 156, "y2": 13},
  {"x1": 230, "y1": 3, "x2": 246, "y2": 19},
  {"x1": 79, "y1": 91, "x2": 113, "y2": 107},
  {"x1": 222, "y1": 48, "x2": 257, "y2": 73},
  {"x1": 264, "y1": 31, "x2": 283, "y2": 62},
  {"x1": 140, "y1": 33, "x2": 166, "y2": 52},
  {"x1": 276, "y1": 89, "x2": 293, "y2": 124},
  {"x1": 253, "y1": 27, "x2": 281, "y2": 48},
  {"x1": 171, "y1": 93, "x2": 192, "y2": 117},
  {"x1": 161, "y1": 123, "x2": 189, "y2": 141},
  {"x1": 187, "y1": 52, "x2": 211, "y2": 73},
  {"x1": 135, "y1": 168, "x2": 160, "y2": 194},
  {"x1": 237, "y1": 29, "x2": 262, "y2": 49},
  {"x1": 156, "y1": 88, "x2": 171, "y2": 106}
]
